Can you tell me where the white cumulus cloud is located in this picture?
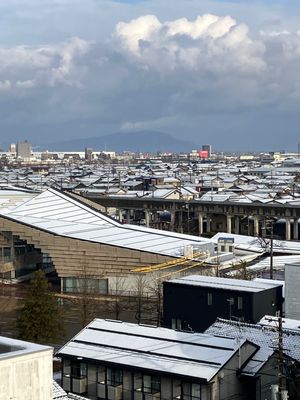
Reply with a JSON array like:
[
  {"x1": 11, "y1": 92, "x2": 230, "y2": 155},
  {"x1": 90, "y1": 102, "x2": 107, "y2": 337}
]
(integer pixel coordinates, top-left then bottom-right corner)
[{"x1": 115, "y1": 14, "x2": 265, "y2": 73}]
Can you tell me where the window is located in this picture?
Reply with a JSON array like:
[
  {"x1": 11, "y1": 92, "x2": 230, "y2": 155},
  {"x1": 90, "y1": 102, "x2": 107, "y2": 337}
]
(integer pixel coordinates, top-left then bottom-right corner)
[
  {"x1": 143, "y1": 375, "x2": 161, "y2": 394},
  {"x1": 221, "y1": 245, "x2": 225, "y2": 252},
  {"x1": 107, "y1": 368, "x2": 123, "y2": 387},
  {"x1": 63, "y1": 359, "x2": 71, "y2": 377},
  {"x1": 207, "y1": 293, "x2": 212, "y2": 306},
  {"x1": 172, "y1": 318, "x2": 182, "y2": 330},
  {"x1": 238, "y1": 296, "x2": 243, "y2": 310},
  {"x1": 3, "y1": 247, "x2": 11, "y2": 260},
  {"x1": 97, "y1": 366, "x2": 106, "y2": 385},
  {"x1": 71, "y1": 361, "x2": 87, "y2": 379},
  {"x1": 182, "y1": 382, "x2": 201, "y2": 400}
]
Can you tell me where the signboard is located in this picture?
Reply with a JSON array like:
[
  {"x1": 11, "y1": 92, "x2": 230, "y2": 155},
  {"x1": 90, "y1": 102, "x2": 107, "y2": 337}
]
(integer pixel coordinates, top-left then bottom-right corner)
[{"x1": 198, "y1": 150, "x2": 209, "y2": 159}]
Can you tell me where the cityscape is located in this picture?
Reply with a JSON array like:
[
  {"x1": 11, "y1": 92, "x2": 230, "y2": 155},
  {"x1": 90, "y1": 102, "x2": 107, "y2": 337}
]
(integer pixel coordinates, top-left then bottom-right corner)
[{"x1": 1, "y1": 1, "x2": 300, "y2": 400}]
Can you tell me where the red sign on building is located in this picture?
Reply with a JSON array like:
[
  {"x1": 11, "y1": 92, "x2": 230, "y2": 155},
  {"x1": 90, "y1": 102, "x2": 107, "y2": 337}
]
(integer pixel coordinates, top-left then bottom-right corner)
[{"x1": 198, "y1": 150, "x2": 209, "y2": 159}]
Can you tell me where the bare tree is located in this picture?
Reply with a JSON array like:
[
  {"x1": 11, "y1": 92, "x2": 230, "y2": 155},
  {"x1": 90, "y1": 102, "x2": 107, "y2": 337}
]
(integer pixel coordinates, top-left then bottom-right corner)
[
  {"x1": 146, "y1": 272, "x2": 163, "y2": 326},
  {"x1": 132, "y1": 274, "x2": 148, "y2": 324},
  {"x1": 108, "y1": 274, "x2": 127, "y2": 320},
  {"x1": 69, "y1": 264, "x2": 104, "y2": 328}
]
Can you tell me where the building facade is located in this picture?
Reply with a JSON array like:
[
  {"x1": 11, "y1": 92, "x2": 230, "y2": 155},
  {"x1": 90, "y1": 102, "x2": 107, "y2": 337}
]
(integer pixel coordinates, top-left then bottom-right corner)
[
  {"x1": 163, "y1": 275, "x2": 283, "y2": 332},
  {"x1": 57, "y1": 318, "x2": 277, "y2": 400}
]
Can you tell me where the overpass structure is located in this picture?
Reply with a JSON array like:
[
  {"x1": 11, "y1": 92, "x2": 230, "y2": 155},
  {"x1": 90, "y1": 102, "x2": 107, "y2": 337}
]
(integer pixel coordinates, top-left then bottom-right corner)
[{"x1": 83, "y1": 194, "x2": 300, "y2": 240}]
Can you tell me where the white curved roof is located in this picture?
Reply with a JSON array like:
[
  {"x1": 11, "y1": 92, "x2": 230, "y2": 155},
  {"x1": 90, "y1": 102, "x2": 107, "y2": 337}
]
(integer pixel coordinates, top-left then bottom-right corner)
[{"x1": 0, "y1": 188, "x2": 211, "y2": 257}]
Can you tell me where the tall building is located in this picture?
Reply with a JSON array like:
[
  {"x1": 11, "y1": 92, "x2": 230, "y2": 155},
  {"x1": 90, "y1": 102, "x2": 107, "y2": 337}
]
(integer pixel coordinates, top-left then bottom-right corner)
[
  {"x1": 17, "y1": 140, "x2": 31, "y2": 159},
  {"x1": 85, "y1": 147, "x2": 93, "y2": 161},
  {"x1": 202, "y1": 144, "x2": 212, "y2": 157},
  {"x1": 9, "y1": 143, "x2": 16, "y2": 153}
]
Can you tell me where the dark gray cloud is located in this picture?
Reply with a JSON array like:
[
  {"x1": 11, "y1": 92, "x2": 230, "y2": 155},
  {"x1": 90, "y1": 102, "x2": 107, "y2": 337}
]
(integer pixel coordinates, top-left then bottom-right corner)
[{"x1": 0, "y1": 0, "x2": 299, "y2": 151}]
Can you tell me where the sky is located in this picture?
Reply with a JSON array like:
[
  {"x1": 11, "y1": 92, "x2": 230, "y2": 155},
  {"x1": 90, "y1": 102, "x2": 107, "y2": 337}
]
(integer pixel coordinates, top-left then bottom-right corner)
[{"x1": 0, "y1": 0, "x2": 300, "y2": 151}]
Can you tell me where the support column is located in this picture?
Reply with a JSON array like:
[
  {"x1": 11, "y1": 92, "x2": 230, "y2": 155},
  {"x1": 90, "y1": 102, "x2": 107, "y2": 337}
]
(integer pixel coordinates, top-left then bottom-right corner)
[
  {"x1": 227, "y1": 215, "x2": 232, "y2": 234},
  {"x1": 234, "y1": 216, "x2": 240, "y2": 235},
  {"x1": 206, "y1": 215, "x2": 211, "y2": 234},
  {"x1": 145, "y1": 209, "x2": 150, "y2": 228},
  {"x1": 286, "y1": 218, "x2": 291, "y2": 241},
  {"x1": 179, "y1": 210, "x2": 183, "y2": 233},
  {"x1": 253, "y1": 216, "x2": 259, "y2": 237},
  {"x1": 294, "y1": 218, "x2": 299, "y2": 240},
  {"x1": 118, "y1": 209, "x2": 123, "y2": 223},
  {"x1": 170, "y1": 211, "x2": 175, "y2": 231},
  {"x1": 198, "y1": 213, "x2": 203, "y2": 236}
]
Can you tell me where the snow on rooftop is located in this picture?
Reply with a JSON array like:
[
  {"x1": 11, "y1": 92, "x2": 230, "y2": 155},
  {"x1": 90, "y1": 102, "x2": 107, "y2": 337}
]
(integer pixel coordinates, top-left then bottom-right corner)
[
  {"x1": 0, "y1": 188, "x2": 211, "y2": 257},
  {"x1": 0, "y1": 336, "x2": 52, "y2": 361},
  {"x1": 57, "y1": 319, "x2": 245, "y2": 382},
  {"x1": 166, "y1": 275, "x2": 283, "y2": 293}
]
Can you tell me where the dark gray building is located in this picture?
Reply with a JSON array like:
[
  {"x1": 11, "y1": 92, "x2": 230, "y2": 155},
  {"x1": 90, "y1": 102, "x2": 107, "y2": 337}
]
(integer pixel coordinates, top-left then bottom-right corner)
[{"x1": 163, "y1": 275, "x2": 283, "y2": 333}]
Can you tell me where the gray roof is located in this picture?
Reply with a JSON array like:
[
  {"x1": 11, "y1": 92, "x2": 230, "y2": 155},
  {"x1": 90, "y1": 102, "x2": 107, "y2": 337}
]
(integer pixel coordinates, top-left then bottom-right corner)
[
  {"x1": 205, "y1": 318, "x2": 300, "y2": 375},
  {"x1": 57, "y1": 319, "x2": 247, "y2": 382},
  {"x1": 166, "y1": 275, "x2": 283, "y2": 293}
]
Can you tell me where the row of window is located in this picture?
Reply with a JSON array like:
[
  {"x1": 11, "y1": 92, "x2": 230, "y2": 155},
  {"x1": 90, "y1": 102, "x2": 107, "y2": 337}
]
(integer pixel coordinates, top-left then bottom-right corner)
[{"x1": 63, "y1": 360, "x2": 203, "y2": 399}]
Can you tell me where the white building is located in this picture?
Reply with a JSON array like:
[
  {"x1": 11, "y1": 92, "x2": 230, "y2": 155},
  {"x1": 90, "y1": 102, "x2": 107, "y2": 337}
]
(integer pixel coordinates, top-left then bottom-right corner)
[{"x1": 0, "y1": 336, "x2": 53, "y2": 400}]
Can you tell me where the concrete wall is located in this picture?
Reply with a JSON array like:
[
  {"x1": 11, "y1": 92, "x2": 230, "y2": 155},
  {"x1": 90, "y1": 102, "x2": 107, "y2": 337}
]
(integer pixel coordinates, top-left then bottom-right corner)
[
  {"x1": 0, "y1": 348, "x2": 53, "y2": 400},
  {"x1": 285, "y1": 262, "x2": 300, "y2": 319}
]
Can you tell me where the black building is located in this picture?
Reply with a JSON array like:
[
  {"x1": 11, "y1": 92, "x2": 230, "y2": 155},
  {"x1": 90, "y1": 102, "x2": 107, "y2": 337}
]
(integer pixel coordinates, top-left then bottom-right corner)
[{"x1": 163, "y1": 275, "x2": 283, "y2": 332}]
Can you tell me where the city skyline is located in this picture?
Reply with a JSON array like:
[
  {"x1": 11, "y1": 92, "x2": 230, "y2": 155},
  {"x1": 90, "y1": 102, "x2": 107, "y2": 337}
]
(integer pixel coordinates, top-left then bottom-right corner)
[{"x1": 0, "y1": 0, "x2": 299, "y2": 150}]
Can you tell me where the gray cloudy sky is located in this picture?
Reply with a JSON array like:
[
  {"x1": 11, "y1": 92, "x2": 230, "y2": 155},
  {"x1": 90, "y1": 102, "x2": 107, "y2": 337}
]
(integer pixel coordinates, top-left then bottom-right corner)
[{"x1": 0, "y1": 0, "x2": 300, "y2": 151}]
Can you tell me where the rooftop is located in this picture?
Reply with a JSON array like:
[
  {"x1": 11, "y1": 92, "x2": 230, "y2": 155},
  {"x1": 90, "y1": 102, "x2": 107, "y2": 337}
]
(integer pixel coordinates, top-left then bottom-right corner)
[
  {"x1": 57, "y1": 318, "x2": 248, "y2": 382},
  {"x1": 166, "y1": 275, "x2": 283, "y2": 293},
  {"x1": 0, "y1": 336, "x2": 52, "y2": 361},
  {"x1": 0, "y1": 188, "x2": 211, "y2": 257}
]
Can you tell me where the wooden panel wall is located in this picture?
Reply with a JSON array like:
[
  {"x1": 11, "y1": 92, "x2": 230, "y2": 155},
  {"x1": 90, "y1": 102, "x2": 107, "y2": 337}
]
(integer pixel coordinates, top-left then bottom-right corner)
[{"x1": 0, "y1": 218, "x2": 173, "y2": 278}]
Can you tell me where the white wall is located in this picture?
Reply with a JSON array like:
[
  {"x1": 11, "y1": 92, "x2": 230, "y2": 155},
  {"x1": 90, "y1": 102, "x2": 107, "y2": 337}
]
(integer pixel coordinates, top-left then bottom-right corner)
[{"x1": 0, "y1": 348, "x2": 53, "y2": 400}]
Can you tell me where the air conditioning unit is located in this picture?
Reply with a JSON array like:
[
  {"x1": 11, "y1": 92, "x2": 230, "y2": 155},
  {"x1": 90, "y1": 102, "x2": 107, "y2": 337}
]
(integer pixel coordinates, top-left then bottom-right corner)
[
  {"x1": 107, "y1": 385, "x2": 123, "y2": 400},
  {"x1": 72, "y1": 378, "x2": 87, "y2": 394}
]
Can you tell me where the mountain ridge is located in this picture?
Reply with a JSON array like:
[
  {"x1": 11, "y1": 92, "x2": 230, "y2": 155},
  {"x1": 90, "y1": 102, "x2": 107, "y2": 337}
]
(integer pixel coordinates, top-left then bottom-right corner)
[{"x1": 44, "y1": 130, "x2": 196, "y2": 153}]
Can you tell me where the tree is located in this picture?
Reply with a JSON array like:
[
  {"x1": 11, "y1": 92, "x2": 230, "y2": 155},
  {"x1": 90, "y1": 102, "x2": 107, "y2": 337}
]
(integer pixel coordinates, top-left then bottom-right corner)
[
  {"x1": 132, "y1": 274, "x2": 148, "y2": 324},
  {"x1": 17, "y1": 270, "x2": 65, "y2": 344}
]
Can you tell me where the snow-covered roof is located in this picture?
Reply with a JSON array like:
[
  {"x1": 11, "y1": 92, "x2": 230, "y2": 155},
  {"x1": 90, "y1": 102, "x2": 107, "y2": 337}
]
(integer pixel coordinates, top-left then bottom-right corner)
[
  {"x1": 57, "y1": 319, "x2": 248, "y2": 382},
  {"x1": 0, "y1": 188, "x2": 211, "y2": 257},
  {"x1": 205, "y1": 318, "x2": 300, "y2": 373},
  {"x1": 166, "y1": 275, "x2": 282, "y2": 293},
  {"x1": 0, "y1": 335, "x2": 52, "y2": 361}
]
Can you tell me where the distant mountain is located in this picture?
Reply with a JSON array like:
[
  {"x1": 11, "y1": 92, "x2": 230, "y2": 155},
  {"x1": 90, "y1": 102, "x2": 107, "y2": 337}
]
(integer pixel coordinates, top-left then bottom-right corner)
[{"x1": 45, "y1": 131, "x2": 196, "y2": 153}]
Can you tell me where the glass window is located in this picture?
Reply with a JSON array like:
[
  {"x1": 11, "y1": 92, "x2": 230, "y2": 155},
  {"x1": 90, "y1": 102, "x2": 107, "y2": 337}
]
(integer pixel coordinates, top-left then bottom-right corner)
[
  {"x1": 97, "y1": 366, "x2": 106, "y2": 384},
  {"x1": 134, "y1": 373, "x2": 142, "y2": 391},
  {"x1": 71, "y1": 361, "x2": 87, "y2": 379},
  {"x1": 63, "y1": 359, "x2": 71, "y2": 376},
  {"x1": 107, "y1": 368, "x2": 123, "y2": 386},
  {"x1": 207, "y1": 293, "x2": 212, "y2": 306},
  {"x1": 143, "y1": 375, "x2": 160, "y2": 394},
  {"x1": 172, "y1": 318, "x2": 182, "y2": 330},
  {"x1": 238, "y1": 296, "x2": 243, "y2": 310},
  {"x1": 182, "y1": 382, "x2": 201, "y2": 400}
]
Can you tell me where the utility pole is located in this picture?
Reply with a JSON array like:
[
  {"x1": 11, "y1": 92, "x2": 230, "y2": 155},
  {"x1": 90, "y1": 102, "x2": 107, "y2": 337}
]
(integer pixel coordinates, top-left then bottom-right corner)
[
  {"x1": 270, "y1": 223, "x2": 274, "y2": 280},
  {"x1": 266, "y1": 312, "x2": 287, "y2": 399},
  {"x1": 277, "y1": 312, "x2": 285, "y2": 397}
]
